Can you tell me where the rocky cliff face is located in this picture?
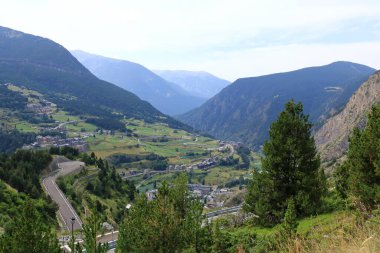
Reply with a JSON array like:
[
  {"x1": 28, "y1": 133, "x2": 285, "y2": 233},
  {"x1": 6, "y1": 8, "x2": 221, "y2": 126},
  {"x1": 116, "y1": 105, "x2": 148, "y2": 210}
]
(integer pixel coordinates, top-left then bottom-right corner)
[{"x1": 315, "y1": 71, "x2": 380, "y2": 164}]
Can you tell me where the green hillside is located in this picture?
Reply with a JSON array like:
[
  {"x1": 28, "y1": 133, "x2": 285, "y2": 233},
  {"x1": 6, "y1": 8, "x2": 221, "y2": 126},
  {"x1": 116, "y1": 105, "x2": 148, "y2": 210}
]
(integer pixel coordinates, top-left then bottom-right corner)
[{"x1": 0, "y1": 26, "x2": 190, "y2": 131}]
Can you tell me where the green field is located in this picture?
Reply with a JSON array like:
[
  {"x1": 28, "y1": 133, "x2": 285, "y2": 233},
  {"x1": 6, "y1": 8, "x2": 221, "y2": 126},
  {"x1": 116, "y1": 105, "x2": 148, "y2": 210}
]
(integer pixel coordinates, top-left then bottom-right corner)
[
  {"x1": 2, "y1": 84, "x2": 260, "y2": 201},
  {"x1": 204, "y1": 167, "x2": 251, "y2": 185}
]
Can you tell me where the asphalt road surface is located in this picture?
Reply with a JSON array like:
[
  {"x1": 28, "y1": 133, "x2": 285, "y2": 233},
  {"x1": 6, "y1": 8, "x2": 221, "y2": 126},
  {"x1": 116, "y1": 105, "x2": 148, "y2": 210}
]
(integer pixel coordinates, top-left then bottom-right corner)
[
  {"x1": 43, "y1": 159, "x2": 85, "y2": 231},
  {"x1": 97, "y1": 231, "x2": 119, "y2": 244}
]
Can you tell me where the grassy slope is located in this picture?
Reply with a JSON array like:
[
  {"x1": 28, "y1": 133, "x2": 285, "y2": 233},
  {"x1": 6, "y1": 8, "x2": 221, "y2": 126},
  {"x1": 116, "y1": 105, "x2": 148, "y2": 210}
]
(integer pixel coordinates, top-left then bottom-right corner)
[{"x1": 227, "y1": 210, "x2": 380, "y2": 252}]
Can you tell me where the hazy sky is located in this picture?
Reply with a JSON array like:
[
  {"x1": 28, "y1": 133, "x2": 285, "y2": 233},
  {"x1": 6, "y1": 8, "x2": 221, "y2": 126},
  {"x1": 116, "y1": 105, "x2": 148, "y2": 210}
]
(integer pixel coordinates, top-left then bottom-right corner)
[{"x1": 1, "y1": 0, "x2": 380, "y2": 81}]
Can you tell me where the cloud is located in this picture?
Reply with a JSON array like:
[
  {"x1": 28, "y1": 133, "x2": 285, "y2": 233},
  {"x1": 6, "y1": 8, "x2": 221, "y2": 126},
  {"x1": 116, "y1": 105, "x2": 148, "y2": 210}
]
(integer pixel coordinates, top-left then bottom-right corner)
[
  {"x1": 166, "y1": 41, "x2": 380, "y2": 81},
  {"x1": 0, "y1": 0, "x2": 380, "y2": 79}
]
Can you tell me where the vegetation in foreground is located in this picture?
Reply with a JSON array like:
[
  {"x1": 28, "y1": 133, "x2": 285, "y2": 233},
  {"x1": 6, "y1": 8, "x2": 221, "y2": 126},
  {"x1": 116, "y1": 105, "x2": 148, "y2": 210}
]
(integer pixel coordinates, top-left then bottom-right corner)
[
  {"x1": 0, "y1": 101, "x2": 379, "y2": 253},
  {"x1": 244, "y1": 100, "x2": 327, "y2": 226}
]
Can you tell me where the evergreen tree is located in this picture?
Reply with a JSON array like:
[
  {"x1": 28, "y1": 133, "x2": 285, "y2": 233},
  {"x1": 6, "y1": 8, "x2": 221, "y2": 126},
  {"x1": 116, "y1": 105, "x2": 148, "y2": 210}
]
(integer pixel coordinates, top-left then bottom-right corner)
[
  {"x1": 335, "y1": 105, "x2": 380, "y2": 209},
  {"x1": 117, "y1": 173, "x2": 210, "y2": 252},
  {"x1": 282, "y1": 198, "x2": 298, "y2": 237},
  {"x1": 244, "y1": 100, "x2": 326, "y2": 225},
  {"x1": 0, "y1": 201, "x2": 61, "y2": 253},
  {"x1": 81, "y1": 210, "x2": 109, "y2": 253}
]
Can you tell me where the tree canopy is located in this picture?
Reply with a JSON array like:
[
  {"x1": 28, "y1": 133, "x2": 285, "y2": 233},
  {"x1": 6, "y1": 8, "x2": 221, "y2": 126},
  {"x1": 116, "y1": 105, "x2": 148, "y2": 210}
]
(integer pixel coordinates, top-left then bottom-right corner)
[
  {"x1": 244, "y1": 100, "x2": 326, "y2": 225},
  {"x1": 335, "y1": 105, "x2": 380, "y2": 209},
  {"x1": 117, "y1": 173, "x2": 212, "y2": 253}
]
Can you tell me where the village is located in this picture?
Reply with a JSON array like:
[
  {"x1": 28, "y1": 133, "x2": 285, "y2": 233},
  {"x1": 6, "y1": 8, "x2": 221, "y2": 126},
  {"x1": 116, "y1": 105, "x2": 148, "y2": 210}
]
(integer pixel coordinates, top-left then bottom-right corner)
[
  {"x1": 12, "y1": 85, "x2": 246, "y2": 213},
  {"x1": 146, "y1": 183, "x2": 233, "y2": 209}
]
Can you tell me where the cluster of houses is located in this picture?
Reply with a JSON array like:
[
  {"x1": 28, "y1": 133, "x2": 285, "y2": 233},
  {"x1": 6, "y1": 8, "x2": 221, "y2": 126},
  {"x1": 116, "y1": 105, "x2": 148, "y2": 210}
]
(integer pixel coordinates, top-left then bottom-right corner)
[
  {"x1": 145, "y1": 184, "x2": 232, "y2": 209},
  {"x1": 26, "y1": 99, "x2": 55, "y2": 115},
  {"x1": 219, "y1": 140, "x2": 242, "y2": 149},
  {"x1": 167, "y1": 156, "x2": 220, "y2": 173},
  {"x1": 193, "y1": 156, "x2": 219, "y2": 170},
  {"x1": 146, "y1": 183, "x2": 214, "y2": 201},
  {"x1": 28, "y1": 135, "x2": 88, "y2": 151},
  {"x1": 167, "y1": 164, "x2": 190, "y2": 172}
]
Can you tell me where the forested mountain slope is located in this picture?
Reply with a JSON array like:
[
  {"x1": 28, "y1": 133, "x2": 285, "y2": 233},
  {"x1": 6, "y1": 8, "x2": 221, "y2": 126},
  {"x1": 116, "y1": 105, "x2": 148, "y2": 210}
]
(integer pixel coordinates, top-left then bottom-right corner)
[
  {"x1": 178, "y1": 62, "x2": 375, "y2": 148},
  {"x1": 72, "y1": 50, "x2": 206, "y2": 115},
  {"x1": 0, "y1": 26, "x2": 189, "y2": 130}
]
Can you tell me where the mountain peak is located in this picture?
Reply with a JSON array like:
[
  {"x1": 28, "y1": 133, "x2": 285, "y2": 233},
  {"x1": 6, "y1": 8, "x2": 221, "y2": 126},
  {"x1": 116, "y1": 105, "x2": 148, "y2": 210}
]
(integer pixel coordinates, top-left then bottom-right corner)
[
  {"x1": 71, "y1": 50, "x2": 206, "y2": 115},
  {"x1": 315, "y1": 71, "x2": 380, "y2": 165},
  {"x1": 0, "y1": 26, "x2": 190, "y2": 131},
  {"x1": 0, "y1": 26, "x2": 24, "y2": 38},
  {"x1": 178, "y1": 62, "x2": 375, "y2": 149},
  {"x1": 154, "y1": 70, "x2": 230, "y2": 99}
]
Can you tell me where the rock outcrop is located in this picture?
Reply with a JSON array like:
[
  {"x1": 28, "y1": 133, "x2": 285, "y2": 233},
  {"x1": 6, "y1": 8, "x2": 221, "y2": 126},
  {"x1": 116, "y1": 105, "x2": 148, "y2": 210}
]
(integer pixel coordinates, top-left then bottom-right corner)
[{"x1": 315, "y1": 71, "x2": 380, "y2": 165}]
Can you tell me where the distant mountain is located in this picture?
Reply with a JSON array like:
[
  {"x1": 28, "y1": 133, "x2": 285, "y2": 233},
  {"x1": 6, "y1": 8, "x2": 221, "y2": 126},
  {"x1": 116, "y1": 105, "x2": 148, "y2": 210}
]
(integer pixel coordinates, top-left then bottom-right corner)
[
  {"x1": 178, "y1": 62, "x2": 376, "y2": 149},
  {"x1": 0, "y1": 26, "x2": 189, "y2": 131},
  {"x1": 154, "y1": 70, "x2": 230, "y2": 99},
  {"x1": 71, "y1": 51, "x2": 206, "y2": 115},
  {"x1": 315, "y1": 71, "x2": 380, "y2": 165}
]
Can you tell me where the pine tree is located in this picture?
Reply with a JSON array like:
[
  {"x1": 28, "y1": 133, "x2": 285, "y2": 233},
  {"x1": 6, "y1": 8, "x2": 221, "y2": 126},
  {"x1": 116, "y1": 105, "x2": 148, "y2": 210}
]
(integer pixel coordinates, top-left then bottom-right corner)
[
  {"x1": 0, "y1": 201, "x2": 61, "y2": 253},
  {"x1": 117, "y1": 173, "x2": 210, "y2": 252},
  {"x1": 335, "y1": 105, "x2": 380, "y2": 209},
  {"x1": 244, "y1": 100, "x2": 326, "y2": 225},
  {"x1": 82, "y1": 210, "x2": 109, "y2": 253},
  {"x1": 282, "y1": 198, "x2": 298, "y2": 237}
]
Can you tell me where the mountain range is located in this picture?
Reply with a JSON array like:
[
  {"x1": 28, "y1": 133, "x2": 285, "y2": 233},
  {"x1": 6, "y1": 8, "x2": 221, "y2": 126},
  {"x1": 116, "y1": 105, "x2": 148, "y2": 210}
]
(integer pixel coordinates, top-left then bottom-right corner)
[
  {"x1": 178, "y1": 62, "x2": 376, "y2": 149},
  {"x1": 71, "y1": 50, "x2": 207, "y2": 115},
  {"x1": 0, "y1": 26, "x2": 189, "y2": 131},
  {"x1": 154, "y1": 70, "x2": 230, "y2": 99},
  {"x1": 1, "y1": 25, "x2": 378, "y2": 162},
  {"x1": 315, "y1": 70, "x2": 380, "y2": 166}
]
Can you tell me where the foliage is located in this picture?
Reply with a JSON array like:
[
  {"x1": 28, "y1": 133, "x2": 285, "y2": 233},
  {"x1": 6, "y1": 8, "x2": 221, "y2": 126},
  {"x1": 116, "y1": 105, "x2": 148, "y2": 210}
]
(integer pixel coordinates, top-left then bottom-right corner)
[
  {"x1": 212, "y1": 221, "x2": 257, "y2": 253},
  {"x1": 335, "y1": 105, "x2": 380, "y2": 209},
  {"x1": 0, "y1": 149, "x2": 52, "y2": 199},
  {"x1": 117, "y1": 173, "x2": 211, "y2": 253},
  {"x1": 244, "y1": 100, "x2": 327, "y2": 225},
  {"x1": 108, "y1": 153, "x2": 167, "y2": 165},
  {"x1": 0, "y1": 128, "x2": 36, "y2": 153},
  {"x1": 224, "y1": 176, "x2": 248, "y2": 188},
  {"x1": 219, "y1": 156, "x2": 239, "y2": 166},
  {"x1": 79, "y1": 210, "x2": 109, "y2": 253},
  {"x1": 16, "y1": 112, "x2": 55, "y2": 124},
  {"x1": 0, "y1": 201, "x2": 61, "y2": 253},
  {"x1": 85, "y1": 158, "x2": 136, "y2": 200},
  {"x1": 86, "y1": 118, "x2": 126, "y2": 131},
  {"x1": 235, "y1": 146, "x2": 250, "y2": 169},
  {"x1": 57, "y1": 156, "x2": 136, "y2": 224},
  {"x1": 107, "y1": 152, "x2": 169, "y2": 171},
  {"x1": 281, "y1": 198, "x2": 298, "y2": 237},
  {"x1": 82, "y1": 151, "x2": 97, "y2": 166},
  {"x1": 0, "y1": 180, "x2": 29, "y2": 228},
  {"x1": 0, "y1": 84, "x2": 27, "y2": 110},
  {"x1": 49, "y1": 146, "x2": 80, "y2": 159}
]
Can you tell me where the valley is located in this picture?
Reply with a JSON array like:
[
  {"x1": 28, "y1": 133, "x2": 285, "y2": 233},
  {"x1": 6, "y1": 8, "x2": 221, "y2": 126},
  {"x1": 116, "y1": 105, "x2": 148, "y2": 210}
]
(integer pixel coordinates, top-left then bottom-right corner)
[
  {"x1": 0, "y1": 10, "x2": 379, "y2": 252},
  {"x1": 0, "y1": 82, "x2": 256, "y2": 235}
]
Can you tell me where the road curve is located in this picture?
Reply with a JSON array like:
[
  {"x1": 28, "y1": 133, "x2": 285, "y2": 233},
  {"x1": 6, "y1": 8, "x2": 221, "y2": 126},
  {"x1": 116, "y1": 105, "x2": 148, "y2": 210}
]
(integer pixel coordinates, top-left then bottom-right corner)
[{"x1": 43, "y1": 160, "x2": 84, "y2": 231}]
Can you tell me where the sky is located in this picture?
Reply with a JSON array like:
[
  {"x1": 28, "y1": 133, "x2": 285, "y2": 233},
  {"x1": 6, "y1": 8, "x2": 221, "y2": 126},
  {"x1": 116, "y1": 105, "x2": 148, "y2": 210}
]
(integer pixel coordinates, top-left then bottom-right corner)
[{"x1": 1, "y1": 0, "x2": 380, "y2": 81}]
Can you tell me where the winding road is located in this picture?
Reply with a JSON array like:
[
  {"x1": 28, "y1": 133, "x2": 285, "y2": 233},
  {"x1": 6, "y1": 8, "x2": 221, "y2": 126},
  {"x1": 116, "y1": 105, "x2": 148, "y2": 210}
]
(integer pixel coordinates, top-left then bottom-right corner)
[{"x1": 42, "y1": 158, "x2": 84, "y2": 231}]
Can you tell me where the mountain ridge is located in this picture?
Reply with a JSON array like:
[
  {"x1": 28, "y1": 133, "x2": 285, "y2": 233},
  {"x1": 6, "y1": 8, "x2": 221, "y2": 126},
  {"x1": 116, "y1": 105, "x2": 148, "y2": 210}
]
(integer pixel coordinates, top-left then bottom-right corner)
[
  {"x1": 315, "y1": 70, "x2": 380, "y2": 165},
  {"x1": 178, "y1": 61, "x2": 376, "y2": 149},
  {"x1": 71, "y1": 50, "x2": 206, "y2": 115},
  {"x1": 0, "y1": 26, "x2": 190, "y2": 131},
  {"x1": 154, "y1": 69, "x2": 230, "y2": 99}
]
